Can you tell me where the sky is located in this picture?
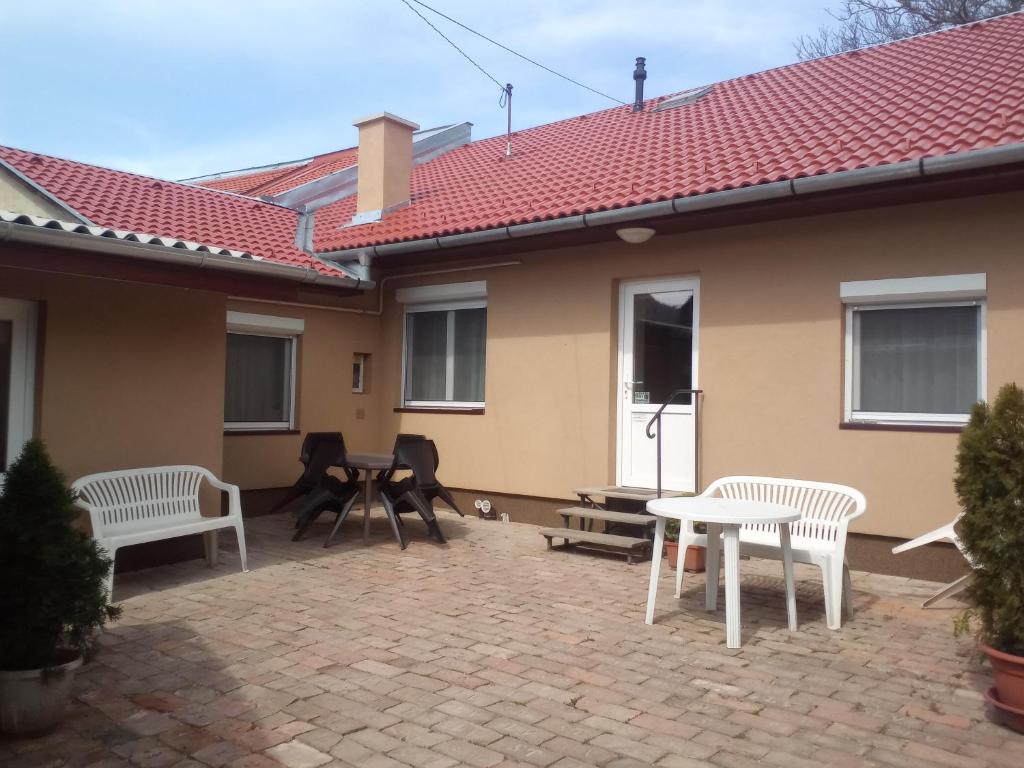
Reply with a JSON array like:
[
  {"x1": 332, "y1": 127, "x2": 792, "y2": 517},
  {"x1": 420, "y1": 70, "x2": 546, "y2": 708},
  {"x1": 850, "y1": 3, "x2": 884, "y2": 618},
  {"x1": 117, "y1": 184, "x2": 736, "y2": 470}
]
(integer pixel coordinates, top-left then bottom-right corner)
[{"x1": 0, "y1": 0, "x2": 836, "y2": 181}]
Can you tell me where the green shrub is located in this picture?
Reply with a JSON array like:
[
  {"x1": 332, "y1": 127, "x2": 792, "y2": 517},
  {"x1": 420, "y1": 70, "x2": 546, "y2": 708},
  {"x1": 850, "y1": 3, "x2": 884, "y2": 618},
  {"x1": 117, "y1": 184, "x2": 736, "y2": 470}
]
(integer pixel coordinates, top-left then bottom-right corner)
[
  {"x1": 664, "y1": 518, "x2": 680, "y2": 542},
  {"x1": 954, "y1": 383, "x2": 1024, "y2": 656},
  {"x1": 0, "y1": 440, "x2": 120, "y2": 670}
]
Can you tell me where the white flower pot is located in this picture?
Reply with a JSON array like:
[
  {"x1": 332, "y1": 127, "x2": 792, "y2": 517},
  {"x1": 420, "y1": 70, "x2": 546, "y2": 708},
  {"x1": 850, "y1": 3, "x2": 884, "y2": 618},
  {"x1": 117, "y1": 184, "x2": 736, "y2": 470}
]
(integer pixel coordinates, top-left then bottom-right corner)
[{"x1": 0, "y1": 652, "x2": 82, "y2": 735}]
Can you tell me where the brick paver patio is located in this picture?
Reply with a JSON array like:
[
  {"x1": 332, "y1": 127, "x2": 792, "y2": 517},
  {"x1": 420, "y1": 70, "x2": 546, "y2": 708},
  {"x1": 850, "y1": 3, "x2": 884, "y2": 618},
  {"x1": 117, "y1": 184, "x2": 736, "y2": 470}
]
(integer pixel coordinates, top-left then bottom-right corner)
[{"x1": 3, "y1": 511, "x2": 1021, "y2": 768}]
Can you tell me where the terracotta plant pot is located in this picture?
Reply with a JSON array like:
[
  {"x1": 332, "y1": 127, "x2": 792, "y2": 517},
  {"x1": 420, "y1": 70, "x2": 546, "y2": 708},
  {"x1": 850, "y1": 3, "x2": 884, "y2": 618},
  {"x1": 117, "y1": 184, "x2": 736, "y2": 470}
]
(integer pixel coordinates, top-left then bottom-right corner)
[
  {"x1": 0, "y1": 651, "x2": 82, "y2": 736},
  {"x1": 982, "y1": 643, "x2": 1024, "y2": 731},
  {"x1": 663, "y1": 542, "x2": 706, "y2": 573}
]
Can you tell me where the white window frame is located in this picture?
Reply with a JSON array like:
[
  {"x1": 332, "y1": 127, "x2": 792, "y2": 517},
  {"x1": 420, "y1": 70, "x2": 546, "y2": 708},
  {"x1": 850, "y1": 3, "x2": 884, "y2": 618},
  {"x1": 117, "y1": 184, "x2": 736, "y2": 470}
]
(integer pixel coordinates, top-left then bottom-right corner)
[
  {"x1": 841, "y1": 275, "x2": 987, "y2": 426},
  {"x1": 225, "y1": 312, "x2": 303, "y2": 431},
  {"x1": 352, "y1": 353, "x2": 367, "y2": 394},
  {"x1": 401, "y1": 297, "x2": 487, "y2": 409},
  {"x1": 1, "y1": 298, "x2": 37, "y2": 478}
]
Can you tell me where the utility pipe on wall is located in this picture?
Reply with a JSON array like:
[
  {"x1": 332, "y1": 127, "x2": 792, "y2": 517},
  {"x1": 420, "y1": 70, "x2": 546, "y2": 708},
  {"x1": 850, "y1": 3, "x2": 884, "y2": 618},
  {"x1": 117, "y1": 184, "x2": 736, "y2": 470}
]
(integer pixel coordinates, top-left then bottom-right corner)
[{"x1": 230, "y1": 260, "x2": 522, "y2": 315}]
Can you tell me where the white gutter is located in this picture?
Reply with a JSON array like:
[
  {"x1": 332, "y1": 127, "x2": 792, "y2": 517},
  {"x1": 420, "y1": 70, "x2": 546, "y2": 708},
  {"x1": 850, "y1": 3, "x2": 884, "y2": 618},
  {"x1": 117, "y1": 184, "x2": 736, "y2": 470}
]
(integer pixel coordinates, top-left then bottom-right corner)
[
  {"x1": 318, "y1": 142, "x2": 1024, "y2": 263},
  {"x1": 0, "y1": 216, "x2": 367, "y2": 291}
]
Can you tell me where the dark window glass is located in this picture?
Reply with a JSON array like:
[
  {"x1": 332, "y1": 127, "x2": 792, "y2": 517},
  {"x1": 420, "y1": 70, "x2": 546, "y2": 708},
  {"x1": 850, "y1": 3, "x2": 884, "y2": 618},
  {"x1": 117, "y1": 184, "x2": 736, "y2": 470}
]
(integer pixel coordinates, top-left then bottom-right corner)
[
  {"x1": 632, "y1": 292, "x2": 693, "y2": 405},
  {"x1": 225, "y1": 333, "x2": 292, "y2": 423},
  {"x1": 856, "y1": 305, "x2": 979, "y2": 414}
]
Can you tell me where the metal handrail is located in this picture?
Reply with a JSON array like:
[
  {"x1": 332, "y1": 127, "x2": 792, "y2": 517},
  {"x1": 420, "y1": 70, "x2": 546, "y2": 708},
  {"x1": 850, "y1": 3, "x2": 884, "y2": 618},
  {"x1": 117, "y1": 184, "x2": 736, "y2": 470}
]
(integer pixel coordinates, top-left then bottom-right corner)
[{"x1": 644, "y1": 388, "x2": 703, "y2": 498}]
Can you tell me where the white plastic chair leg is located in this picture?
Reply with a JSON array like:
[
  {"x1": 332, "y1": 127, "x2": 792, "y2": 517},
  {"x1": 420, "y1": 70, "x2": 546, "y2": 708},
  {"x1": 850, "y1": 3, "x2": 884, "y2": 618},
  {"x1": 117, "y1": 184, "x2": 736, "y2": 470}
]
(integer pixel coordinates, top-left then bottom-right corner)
[
  {"x1": 921, "y1": 573, "x2": 969, "y2": 608},
  {"x1": 645, "y1": 517, "x2": 666, "y2": 625},
  {"x1": 723, "y1": 525, "x2": 741, "y2": 648},
  {"x1": 234, "y1": 523, "x2": 249, "y2": 572},
  {"x1": 674, "y1": 540, "x2": 686, "y2": 598},
  {"x1": 705, "y1": 522, "x2": 722, "y2": 611}
]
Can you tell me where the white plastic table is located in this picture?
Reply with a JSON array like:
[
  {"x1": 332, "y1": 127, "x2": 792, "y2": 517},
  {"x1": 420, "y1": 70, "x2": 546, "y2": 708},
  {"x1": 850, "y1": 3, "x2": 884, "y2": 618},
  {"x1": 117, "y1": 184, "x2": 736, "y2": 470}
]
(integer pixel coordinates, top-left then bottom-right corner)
[{"x1": 645, "y1": 497, "x2": 801, "y2": 648}]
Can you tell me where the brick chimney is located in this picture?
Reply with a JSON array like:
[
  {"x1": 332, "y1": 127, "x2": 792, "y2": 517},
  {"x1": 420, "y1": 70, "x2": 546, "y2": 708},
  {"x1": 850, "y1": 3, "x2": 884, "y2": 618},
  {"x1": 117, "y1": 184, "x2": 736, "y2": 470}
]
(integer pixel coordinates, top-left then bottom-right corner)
[{"x1": 352, "y1": 112, "x2": 419, "y2": 221}]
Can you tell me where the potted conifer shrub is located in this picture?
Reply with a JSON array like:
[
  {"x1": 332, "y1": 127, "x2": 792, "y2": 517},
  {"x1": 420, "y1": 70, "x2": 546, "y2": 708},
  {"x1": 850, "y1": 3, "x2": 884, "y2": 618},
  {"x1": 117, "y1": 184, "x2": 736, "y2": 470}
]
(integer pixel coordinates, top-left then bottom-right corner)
[
  {"x1": 0, "y1": 440, "x2": 120, "y2": 735},
  {"x1": 954, "y1": 383, "x2": 1024, "y2": 731},
  {"x1": 663, "y1": 519, "x2": 707, "y2": 573}
]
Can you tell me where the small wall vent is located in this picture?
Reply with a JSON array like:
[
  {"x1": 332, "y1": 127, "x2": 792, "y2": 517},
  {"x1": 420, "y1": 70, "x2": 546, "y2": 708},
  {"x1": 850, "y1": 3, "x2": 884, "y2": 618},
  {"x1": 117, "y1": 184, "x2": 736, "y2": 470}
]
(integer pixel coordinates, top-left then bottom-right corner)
[{"x1": 654, "y1": 85, "x2": 713, "y2": 112}]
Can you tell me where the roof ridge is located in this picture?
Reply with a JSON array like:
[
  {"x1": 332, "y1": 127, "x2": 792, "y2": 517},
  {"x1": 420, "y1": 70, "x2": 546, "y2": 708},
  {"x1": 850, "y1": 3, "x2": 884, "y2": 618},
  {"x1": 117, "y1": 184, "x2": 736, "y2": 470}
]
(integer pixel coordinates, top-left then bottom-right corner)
[
  {"x1": 452, "y1": 10, "x2": 1024, "y2": 149},
  {"x1": 186, "y1": 125, "x2": 454, "y2": 189},
  {"x1": 731, "y1": 8, "x2": 1024, "y2": 78}
]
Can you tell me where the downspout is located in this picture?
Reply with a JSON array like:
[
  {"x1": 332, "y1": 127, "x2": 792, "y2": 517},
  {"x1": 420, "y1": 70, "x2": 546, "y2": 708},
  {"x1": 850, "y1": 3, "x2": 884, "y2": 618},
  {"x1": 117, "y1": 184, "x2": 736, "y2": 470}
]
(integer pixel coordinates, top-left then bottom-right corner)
[{"x1": 316, "y1": 142, "x2": 1024, "y2": 264}]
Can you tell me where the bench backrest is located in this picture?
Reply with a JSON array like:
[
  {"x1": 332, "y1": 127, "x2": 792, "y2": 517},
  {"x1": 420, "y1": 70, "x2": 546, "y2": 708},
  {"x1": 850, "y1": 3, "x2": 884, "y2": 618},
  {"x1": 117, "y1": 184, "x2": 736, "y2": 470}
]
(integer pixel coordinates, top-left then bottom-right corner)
[
  {"x1": 705, "y1": 476, "x2": 866, "y2": 544},
  {"x1": 72, "y1": 465, "x2": 213, "y2": 538}
]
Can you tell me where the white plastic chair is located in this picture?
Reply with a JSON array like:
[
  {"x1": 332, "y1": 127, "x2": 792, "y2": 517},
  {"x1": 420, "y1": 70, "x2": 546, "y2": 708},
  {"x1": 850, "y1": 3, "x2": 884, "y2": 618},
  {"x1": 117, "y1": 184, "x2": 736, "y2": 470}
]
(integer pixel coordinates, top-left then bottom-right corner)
[
  {"x1": 677, "y1": 476, "x2": 867, "y2": 630},
  {"x1": 73, "y1": 465, "x2": 248, "y2": 597},
  {"x1": 891, "y1": 513, "x2": 972, "y2": 607}
]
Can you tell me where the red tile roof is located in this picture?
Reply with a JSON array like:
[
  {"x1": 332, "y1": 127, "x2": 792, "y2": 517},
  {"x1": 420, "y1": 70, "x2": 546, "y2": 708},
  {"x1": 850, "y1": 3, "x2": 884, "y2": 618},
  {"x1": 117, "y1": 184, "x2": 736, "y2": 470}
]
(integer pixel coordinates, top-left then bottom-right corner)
[
  {"x1": 3, "y1": 14, "x2": 1022, "y2": 270},
  {"x1": 313, "y1": 12, "x2": 1024, "y2": 252},
  {"x1": 195, "y1": 148, "x2": 358, "y2": 197},
  {"x1": 0, "y1": 146, "x2": 342, "y2": 274}
]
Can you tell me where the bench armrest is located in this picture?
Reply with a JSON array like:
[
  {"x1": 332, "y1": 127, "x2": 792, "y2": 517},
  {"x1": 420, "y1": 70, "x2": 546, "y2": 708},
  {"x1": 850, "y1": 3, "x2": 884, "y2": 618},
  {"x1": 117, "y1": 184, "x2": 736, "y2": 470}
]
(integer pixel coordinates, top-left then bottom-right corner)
[
  {"x1": 73, "y1": 497, "x2": 107, "y2": 540},
  {"x1": 205, "y1": 474, "x2": 243, "y2": 518}
]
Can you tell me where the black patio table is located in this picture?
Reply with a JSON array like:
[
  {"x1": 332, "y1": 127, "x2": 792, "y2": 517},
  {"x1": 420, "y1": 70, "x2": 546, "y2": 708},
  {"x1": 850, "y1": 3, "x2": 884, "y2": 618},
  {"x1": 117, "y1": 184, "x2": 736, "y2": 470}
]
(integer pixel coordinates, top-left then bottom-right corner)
[{"x1": 328, "y1": 452, "x2": 405, "y2": 549}]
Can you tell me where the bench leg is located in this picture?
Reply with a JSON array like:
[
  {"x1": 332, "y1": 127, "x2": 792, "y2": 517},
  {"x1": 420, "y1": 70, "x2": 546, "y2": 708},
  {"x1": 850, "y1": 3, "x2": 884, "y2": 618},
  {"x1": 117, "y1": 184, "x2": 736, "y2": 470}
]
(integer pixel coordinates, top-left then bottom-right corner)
[
  {"x1": 203, "y1": 531, "x2": 218, "y2": 567},
  {"x1": 234, "y1": 522, "x2": 249, "y2": 572},
  {"x1": 100, "y1": 542, "x2": 117, "y2": 600}
]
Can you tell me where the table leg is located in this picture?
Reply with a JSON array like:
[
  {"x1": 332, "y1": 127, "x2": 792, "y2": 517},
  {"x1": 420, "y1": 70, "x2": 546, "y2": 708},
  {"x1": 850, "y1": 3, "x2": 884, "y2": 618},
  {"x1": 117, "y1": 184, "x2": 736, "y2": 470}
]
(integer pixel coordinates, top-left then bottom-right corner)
[
  {"x1": 362, "y1": 471, "x2": 373, "y2": 544},
  {"x1": 705, "y1": 522, "x2": 722, "y2": 610},
  {"x1": 779, "y1": 523, "x2": 798, "y2": 631},
  {"x1": 644, "y1": 517, "x2": 666, "y2": 625},
  {"x1": 723, "y1": 524, "x2": 741, "y2": 649}
]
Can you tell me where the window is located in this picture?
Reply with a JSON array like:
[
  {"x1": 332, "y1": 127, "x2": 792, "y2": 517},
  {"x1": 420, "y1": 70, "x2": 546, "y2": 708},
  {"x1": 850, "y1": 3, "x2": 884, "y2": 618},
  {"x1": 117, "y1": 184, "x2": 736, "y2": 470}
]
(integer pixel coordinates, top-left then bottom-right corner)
[
  {"x1": 352, "y1": 353, "x2": 368, "y2": 393},
  {"x1": 225, "y1": 312, "x2": 302, "y2": 430},
  {"x1": 398, "y1": 282, "x2": 487, "y2": 408},
  {"x1": 842, "y1": 275, "x2": 986, "y2": 426},
  {"x1": 0, "y1": 299, "x2": 36, "y2": 475}
]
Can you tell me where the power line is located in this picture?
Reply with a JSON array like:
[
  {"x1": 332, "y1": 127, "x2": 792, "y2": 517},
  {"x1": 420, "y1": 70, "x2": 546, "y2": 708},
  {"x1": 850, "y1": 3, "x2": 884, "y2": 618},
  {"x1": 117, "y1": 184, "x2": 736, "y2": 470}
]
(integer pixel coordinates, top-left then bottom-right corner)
[
  {"x1": 397, "y1": 0, "x2": 505, "y2": 92},
  {"x1": 407, "y1": 0, "x2": 628, "y2": 106}
]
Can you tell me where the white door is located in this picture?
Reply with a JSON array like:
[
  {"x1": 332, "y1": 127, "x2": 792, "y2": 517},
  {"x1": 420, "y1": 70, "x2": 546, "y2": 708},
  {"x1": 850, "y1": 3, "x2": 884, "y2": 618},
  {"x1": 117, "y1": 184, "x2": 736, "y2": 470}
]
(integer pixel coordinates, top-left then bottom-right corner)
[
  {"x1": 617, "y1": 278, "x2": 698, "y2": 492},
  {"x1": 1, "y1": 299, "x2": 37, "y2": 477}
]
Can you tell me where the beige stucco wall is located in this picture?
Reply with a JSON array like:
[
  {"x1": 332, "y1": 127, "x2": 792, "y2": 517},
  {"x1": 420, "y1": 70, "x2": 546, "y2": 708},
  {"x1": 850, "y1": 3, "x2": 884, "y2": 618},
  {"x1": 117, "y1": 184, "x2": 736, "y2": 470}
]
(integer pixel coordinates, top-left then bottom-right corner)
[
  {"x1": 221, "y1": 299, "x2": 381, "y2": 490},
  {"x1": 372, "y1": 191, "x2": 1024, "y2": 539},
  {"x1": 0, "y1": 264, "x2": 225, "y2": 485},
  {"x1": 0, "y1": 166, "x2": 72, "y2": 219}
]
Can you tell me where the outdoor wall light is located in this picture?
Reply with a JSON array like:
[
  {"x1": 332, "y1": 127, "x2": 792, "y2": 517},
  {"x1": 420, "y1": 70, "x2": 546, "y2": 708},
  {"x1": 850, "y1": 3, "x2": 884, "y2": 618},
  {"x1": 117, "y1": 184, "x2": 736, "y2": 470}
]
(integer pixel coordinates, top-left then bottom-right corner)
[{"x1": 616, "y1": 227, "x2": 656, "y2": 244}]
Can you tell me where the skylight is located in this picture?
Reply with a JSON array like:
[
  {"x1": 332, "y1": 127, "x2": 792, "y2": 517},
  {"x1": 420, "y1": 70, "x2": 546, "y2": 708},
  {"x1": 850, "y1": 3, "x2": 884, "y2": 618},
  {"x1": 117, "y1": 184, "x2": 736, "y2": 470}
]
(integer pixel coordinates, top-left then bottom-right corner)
[{"x1": 654, "y1": 85, "x2": 713, "y2": 112}]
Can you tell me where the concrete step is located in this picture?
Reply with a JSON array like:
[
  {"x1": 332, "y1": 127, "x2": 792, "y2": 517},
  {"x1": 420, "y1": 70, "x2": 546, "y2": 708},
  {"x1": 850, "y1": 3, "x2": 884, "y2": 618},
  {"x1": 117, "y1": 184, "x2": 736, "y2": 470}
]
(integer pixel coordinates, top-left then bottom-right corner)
[
  {"x1": 539, "y1": 527, "x2": 652, "y2": 564},
  {"x1": 557, "y1": 507, "x2": 656, "y2": 525}
]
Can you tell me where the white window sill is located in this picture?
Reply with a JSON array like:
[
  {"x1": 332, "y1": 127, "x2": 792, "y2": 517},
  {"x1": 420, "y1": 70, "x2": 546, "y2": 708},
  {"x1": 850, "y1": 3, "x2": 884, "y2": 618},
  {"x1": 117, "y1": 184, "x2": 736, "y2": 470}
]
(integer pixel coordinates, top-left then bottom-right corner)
[
  {"x1": 224, "y1": 423, "x2": 296, "y2": 434},
  {"x1": 395, "y1": 404, "x2": 485, "y2": 414}
]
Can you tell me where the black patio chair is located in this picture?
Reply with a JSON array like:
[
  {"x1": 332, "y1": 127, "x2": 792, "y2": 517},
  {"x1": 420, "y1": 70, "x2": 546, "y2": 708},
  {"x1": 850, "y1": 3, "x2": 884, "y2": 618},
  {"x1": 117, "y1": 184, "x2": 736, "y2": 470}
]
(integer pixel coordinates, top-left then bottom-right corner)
[
  {"x1": 266, "y1": 432, "x2": 348, "y2": 516},
  {"x1": 289, "y1": 434, "x2": 361, "y2": 542},
  {"x1": 378, "y1": 436, "x2": 464, "y2": 543}
]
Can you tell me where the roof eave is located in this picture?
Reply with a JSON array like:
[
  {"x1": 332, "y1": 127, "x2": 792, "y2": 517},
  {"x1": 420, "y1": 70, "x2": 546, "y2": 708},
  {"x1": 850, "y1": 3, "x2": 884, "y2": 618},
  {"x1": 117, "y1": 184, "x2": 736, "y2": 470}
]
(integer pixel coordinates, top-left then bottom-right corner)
[
  {"x1": 318, "y1": 142, "x2": 1024, "y2": 265},
  {"x1": 0, "y1": 213, "x2": 371, "y2": 291}
]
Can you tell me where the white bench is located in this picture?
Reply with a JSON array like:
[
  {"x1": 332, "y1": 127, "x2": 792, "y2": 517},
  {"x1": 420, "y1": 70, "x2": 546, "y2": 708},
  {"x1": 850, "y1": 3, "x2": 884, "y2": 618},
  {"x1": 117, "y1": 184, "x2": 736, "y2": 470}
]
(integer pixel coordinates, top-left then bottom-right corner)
[
  {"x1": 72, "y1": 465, "x2": 248, "y2": 596},
  {"x1": 675, "y1": 476, "x2": 866, "y2": 629}
]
